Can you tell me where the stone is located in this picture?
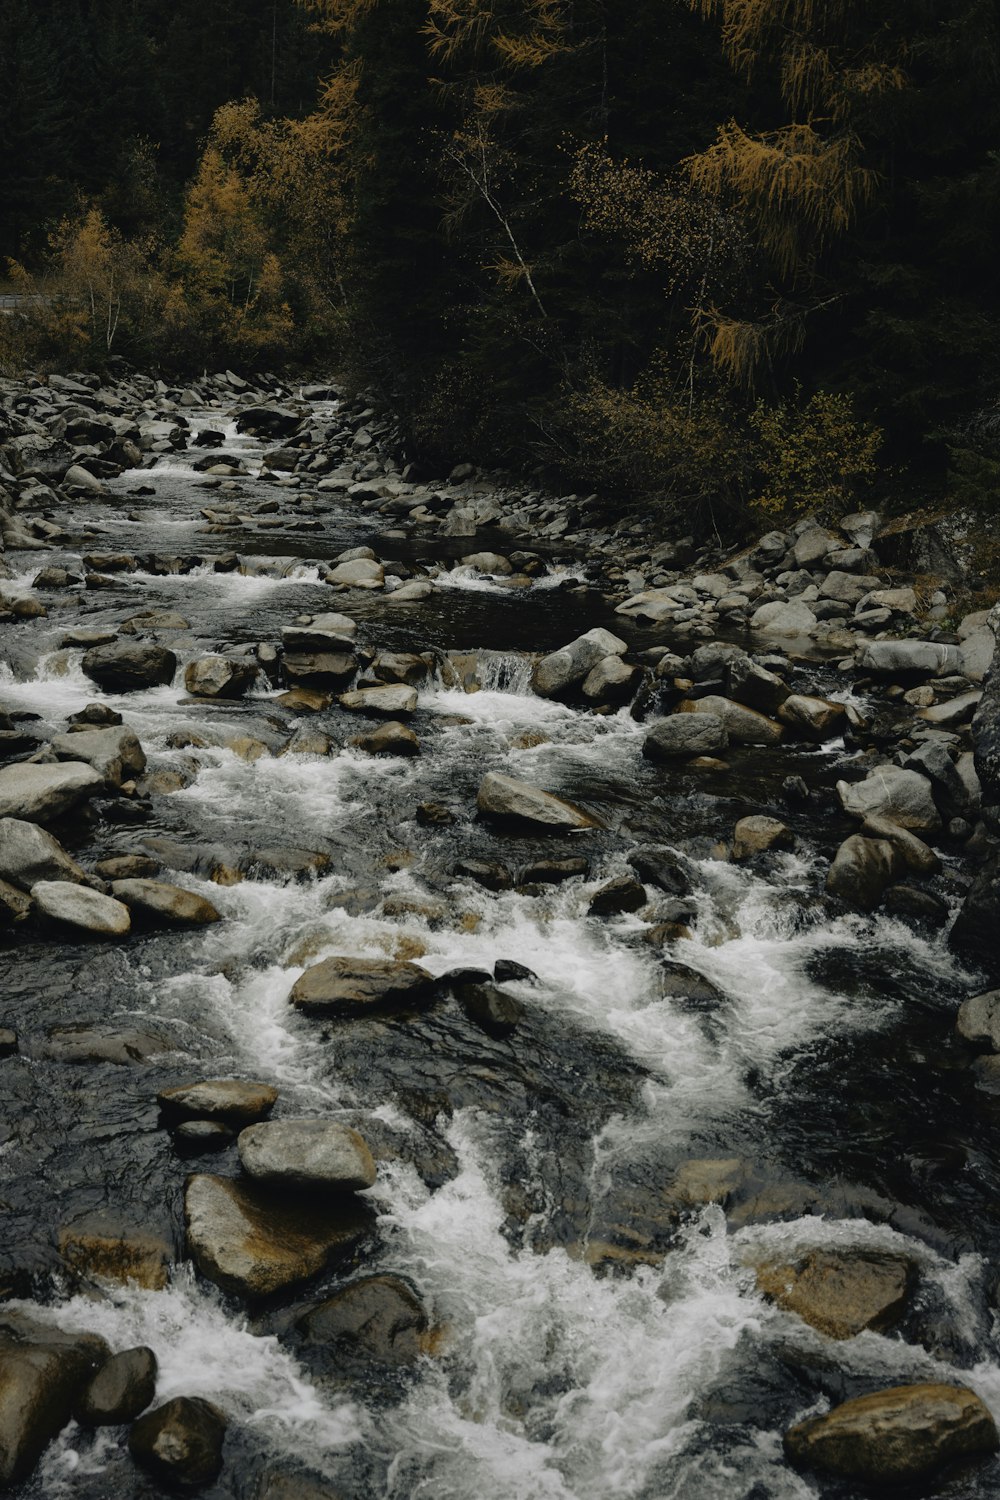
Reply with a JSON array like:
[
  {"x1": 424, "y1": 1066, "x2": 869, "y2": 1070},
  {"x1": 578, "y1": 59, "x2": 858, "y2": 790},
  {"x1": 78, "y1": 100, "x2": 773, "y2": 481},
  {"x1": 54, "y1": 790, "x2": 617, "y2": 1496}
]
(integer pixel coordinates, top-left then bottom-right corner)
[
  {"x1": 581, "y1": 655, "x2": 637, "y2": 702},
  {"x1": 857, "y1": 640, "x2": 963, "y2": 679},
  {"x1": 339, "y1": 685, "x2": 418, "y2": 716},
  {"x1": 676, "y1": 695, "x2": 783, "y2": 745},
  {"x1": 0, "y1": 1028, "x2": 17, "y2": 1057},
  {"x1": 792, "y1": 525, "x2": 841, "y2": 566},
  {"x1": 731, "y1": 816, "x2": 792, "y2": 861},
  {"x1": 297, "y1": 1275, "x2": 428, "y2": 1367},
  {"x1": 0, "y1": 761, "x2": 103, "y2": 823},
  {"x1": 129, "y1": 1397, "x2": 227, "y2": 1489},
  {"x1": 38, "y1": 1026, "x2": 174, "y2": 1065},
  {"x1": 725, "y1": 657, "x2": 789, "y2": 715},
  {"x1": 588, "y1": 876, "x2": 647, "y2": 916},
  {"x1": 883, "y1": 885, "x2": 949, "y2": 927},
  {"x1": 354, "y1": 721, "x2": 420, "y2": 756},
  {"x1": 533, "y1": 628, "x2": 628, "y2": 697},
  {"x1": 81, "y1": 641, "x2": 177, "y2": 691},
  {"x1": 0, "y1": 880, "x2": 32, "y2": 926},
  {"x1": 961, "y1": 627, "x2": 995, "y2": 683},
  {"x1": 31, "y1": 880, "x2": 131, "y2": 936},
  {"x1": 755, "y1": 1250, "x2": 912, "y2": 1339},
  {"x1": 825, "y1": 835, "x2": 902, "y2": 910},
  {"x1": 860, "y1": 814, "x2": 940, "y2": 875},
  {"x1": 75, "y1": 1344, "x2": 156, "y2": 1422},
  {"x1": 918, "y1": 689, "x2": 982, "y2": 727},
  {"x1": 784, "y1": 1383, "x2": 998, "y2": 1484},
  {"x1": 184, "y1": 1175, "x2": 374, "y2": 1298},
  {"x1": 158, "y1": 1079, "x2": 278, "y2": 1125},
  {"x1": 50, "y1": 726, "x2": 146, "y2": 788},
  {"x1": 951, "y1": 855, "x2": 1000, "y2": 963},
  {"x1": 325, "y1": 558, "x2": 384, "y2": 588},
  {"x1": 462, "y1": 550, "x2": 512, "y2": 573},
  {"x1": 818, "y1": 570, "x2": 883, "y2": 605},
  {"x1": 956, "y1": 990, "x2": 1000, "y2": 1050},
  {"x1": 111, "y1": 878, "x2": 221, "y2": 926},
  {"x1": 643, "y1": 715, "x2": 729, "y2": 761},
  {"x1": 457, "y1": 982, "x2": 526, "y2": 1039},
  {"x1": 454, "y1": 858, "x2": 511, "y2": 892},
  {"x1": 372, "y1": 651, "x2": 428, "y2": 686},
  {"x1": 518, "y1": 856, "x2": 588, "y2": 884},
  {"x1": 238, "y1": 1119, "x2": 377, "y2": 1191},
  {"x1": 184, "y1": 655, "x2": 258, "y2": 699},
  {"x1": 281, "y1": 612, "x2": 357, "y2": 652},
  {"x1": 476, "y1": 772, "x2": 599, "y2": 830},
  {"x1": 777, "y1": 694, "x2": 847, "y2": 741},
  {"x1": 58, "y1": 1223, "x2": 171, "y2": 1290},
  {"x1": 283, "y1": 652, "x2": 356, "y2": 686},
  {"x1": 289, "y1": 957, "x2": 435, "y2": 1017},
  {"x1": 837, "y1": 766, "x2": 941, "y2": 834},
  {"x1": 749, "y1": 600, "x2": 818, "y2": 637},
  {"x1": 0, "y1": 1339, "x2": 101, "y2": 1488},
  {"x1": 0, "y1": 818, "x2": 87, "y2": 889}
]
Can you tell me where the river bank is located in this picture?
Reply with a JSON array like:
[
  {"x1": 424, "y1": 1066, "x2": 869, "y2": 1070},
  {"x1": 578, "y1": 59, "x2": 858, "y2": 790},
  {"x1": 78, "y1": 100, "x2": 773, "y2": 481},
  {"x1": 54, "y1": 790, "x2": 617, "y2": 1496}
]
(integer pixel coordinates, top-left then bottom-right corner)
[{"x1": 2, "y1": 367, "x2": 1000, "y2": 1498}]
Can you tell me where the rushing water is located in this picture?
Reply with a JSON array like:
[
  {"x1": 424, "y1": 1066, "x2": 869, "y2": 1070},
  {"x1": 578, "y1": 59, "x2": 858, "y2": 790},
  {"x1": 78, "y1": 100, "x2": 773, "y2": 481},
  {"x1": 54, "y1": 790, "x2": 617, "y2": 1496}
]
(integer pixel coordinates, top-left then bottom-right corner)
[{"x1": 2, "y1": 392, "x2": 998, "y2": 1499}]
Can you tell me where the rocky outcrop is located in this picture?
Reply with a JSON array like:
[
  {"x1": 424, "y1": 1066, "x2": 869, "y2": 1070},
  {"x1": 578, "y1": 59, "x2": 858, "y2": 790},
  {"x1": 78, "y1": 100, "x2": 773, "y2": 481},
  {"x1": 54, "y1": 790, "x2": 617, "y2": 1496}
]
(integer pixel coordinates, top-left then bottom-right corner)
[{"x1": 784, "y1": 1383, "x2": 998, "y2": 1484}]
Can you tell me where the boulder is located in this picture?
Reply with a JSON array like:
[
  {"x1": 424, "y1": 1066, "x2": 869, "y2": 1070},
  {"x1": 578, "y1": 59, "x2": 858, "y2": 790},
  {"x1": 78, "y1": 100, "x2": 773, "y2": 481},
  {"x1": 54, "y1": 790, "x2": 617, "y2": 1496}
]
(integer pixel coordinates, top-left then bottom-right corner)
[
  {"x1": 184, "y1": 1174, "x2": 374, "y2": 1297},
  {"x1": 784, "y1": 1383, "x2": 998, "y2": 1484},
  {"x1": 325, "y1": 558, "x2": 384, "y2": 588},
  {"x1": 0, "y1": 881, "x2": 32, "y2": 927},
  {"x1": 111, "y1": 878, "x2": 221, "y2": 926},
  {"x1": 755, "y1": 1250, "x2": 912, "y2": 1339},
  {"x1": 38, "y1": 1026, "x2": 174, "y2": 1065},
  {"x1": 129, "y1": 1396, "x2": 227, "y2": 1489},
  {"x1": 837, "y1": 767, "x2": 941, "y2": 834},
  {"x1": 777, "y1": 694, "x2": 847, "y2": 741},
  {"x1": 289, "y1": 957, "x2": 435, "y2": 1017},
  {"x1": 676, "y1": 695, "x2": 783, "y2": 745},
  {"x1": 339, "y1": 685, "x2": 418, "y2": 716},
  {"x1": 476, "y1": 772, "x2": 599, "y2": 830},
  {"x1": 532, "y1": 628, "x2": 627, "y2": 698},
  {"x1": 628, "y1": 846, "x2": 691, "y2": 895},
  {"x1": 58, "y1": 1220, "x2": 172, "y2": 1289},
  {"x1": 643, "y1": 715, "x2": 729, "y2": 761},
  {"x1": 0, "y1": 818, "x2": 88, "y2": 889},
  {"x1": 857, "y1": 640, "x2": 963, "y2": 680},
  {"x1": 0, "y1": 761, "x2": 103, "y2": 823},
  {"x1": 158, "y1": 1079, "x2": 278, "y2": 1125},
  {"x1": 581, "y1": 656, "x2": 637, "y2": 702},
  {"x1": 860, "y1": 814, "x2": 939, "y2": 875},
  {"x1": 238, "y1": 1120, "x2": 377, "y2": 1191},
  {"x1": 50, "y1": 726, "x2": 146, "y2": 788},
  {"x1": 81, "y1": 641, "x2": 177, "y2": 692},
  {"x1": 297, "y1": 1275, "x2": 428, "y2": 1367},
  {"x1": 31, "y1": 880, "x2": 131, "y2": 936},
  {"x1": 956, "y1": 990, "x2": 1000, "y2": 1050},
  {"x1": 825, "y1": 835, "x2": 902, "y2": 911},
  {"x1": 749, "y1": 600, "x2": 818, "y2": 637},
  {"x1": 951, "y1": 856, "x2": 1000, "y2": 964},
  {"x1": 76, "y1": 1346, "x2": 158, "y2": 1425},
  {"x1": 457, "y1": 982, "x2": 525, "y2": 1038},
  {"x1": 731, "y1": 816, "x2": 792, "y2": 861},
  {"x1": 0, "y1": 1337, "x2": 102, "y2": 1488},
  {"x1": 725, "y1": 657, "x2": 789, "y2": 715},
  {"x1": 588, "y1": 876, "x2": 647, "y2": 916},
  {"x1": 281, "y1": 613, "x2": 358, "y2": 652},
  {"x1": 354, "y1": 721, "x2": 420, "y2": 756},
  {"x1": 184, "y1": 656, "x2": 258, "y2": 699}
]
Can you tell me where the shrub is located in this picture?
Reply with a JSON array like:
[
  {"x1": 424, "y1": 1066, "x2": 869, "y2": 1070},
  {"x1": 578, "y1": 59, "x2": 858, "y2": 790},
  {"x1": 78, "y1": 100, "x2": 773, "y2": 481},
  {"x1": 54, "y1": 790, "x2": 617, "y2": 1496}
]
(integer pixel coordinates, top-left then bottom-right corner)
[{"x1": 750, "y1": 385, "x2": 882, "y2": 520}]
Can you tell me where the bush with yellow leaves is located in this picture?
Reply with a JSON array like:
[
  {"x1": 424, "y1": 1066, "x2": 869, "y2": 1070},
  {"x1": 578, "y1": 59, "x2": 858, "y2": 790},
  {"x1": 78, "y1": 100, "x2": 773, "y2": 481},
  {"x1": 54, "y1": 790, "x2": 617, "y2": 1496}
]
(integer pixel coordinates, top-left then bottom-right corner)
[{"x1": 749, "y1": 386, "x2": 882, "y2": 520}]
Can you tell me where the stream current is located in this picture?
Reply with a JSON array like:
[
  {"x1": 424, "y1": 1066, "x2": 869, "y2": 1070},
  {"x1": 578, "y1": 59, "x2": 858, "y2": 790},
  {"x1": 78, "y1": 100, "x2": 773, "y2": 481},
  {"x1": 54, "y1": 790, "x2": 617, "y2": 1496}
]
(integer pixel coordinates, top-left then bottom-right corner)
[{"x1": 2, "y1": 395, "x2": 999, "y2": 1499}]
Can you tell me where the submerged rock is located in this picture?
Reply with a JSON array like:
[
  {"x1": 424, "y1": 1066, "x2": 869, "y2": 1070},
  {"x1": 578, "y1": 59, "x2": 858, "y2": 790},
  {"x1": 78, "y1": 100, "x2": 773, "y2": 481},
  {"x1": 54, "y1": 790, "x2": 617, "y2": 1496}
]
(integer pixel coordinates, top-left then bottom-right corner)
[
  {"x1": 129, "y1": 1396, "x2": 227, "y2": 1489},
  {"x1": 289, "y1": 957, "x2": 435, "y2": 1017},
  {"x1": 476, "y1": 771, "x2": 599, "y2": 830},
  {"x1": 297, "y1": 1275, "x2": 429, "y2": 1368},
  {"x1": 784, "y1": 1383, "x2": 998, "y2": 1483},
  {"x1": 238, "y1": 1120, "x2": 377, "y2": 1191}
]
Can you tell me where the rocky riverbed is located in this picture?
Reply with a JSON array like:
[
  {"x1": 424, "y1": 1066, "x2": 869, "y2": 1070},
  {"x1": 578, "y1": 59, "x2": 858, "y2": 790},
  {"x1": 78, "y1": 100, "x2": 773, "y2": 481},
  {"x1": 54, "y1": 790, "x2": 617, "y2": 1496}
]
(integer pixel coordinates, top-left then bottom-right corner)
[{"x1": 2, "y1": 367, "x2": 1000, "y2": 1497}]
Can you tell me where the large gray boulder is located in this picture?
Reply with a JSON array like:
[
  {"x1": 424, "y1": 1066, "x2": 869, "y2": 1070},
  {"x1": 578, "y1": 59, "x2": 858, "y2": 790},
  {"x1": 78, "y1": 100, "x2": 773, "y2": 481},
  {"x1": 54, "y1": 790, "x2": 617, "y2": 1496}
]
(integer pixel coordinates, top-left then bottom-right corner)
[
  {"x1": 476, "y1": 771, "x2": 599, "y2": 829},
  {"x1": 0, "y1": 818, "x2": 88, "y2": 889},
  {"x1": 643, "y1": 714, "x2": 729, "y2": 761},
  {"x1": 676, "y1": 695, "x2": 783, "y2": 745},
  {"x1": 837, "y1": 767, "x2": 941, "y2": 834},
  {"x1": 238, "y1": 1119, "x2": 377, "y2": 1191},
  {"x1": 81, "y1": 641, "x2": 177, "y2": 692},
  {"x1": 289, "y1": 957, "x2": 434, "y2": 1017},
  {"x1": 749, "y1": 600, "x2": 818, "y2": 637},
  {"x1": 184, "y1": 1174, "x2": 374, "y2": 1297},
  {"x1": 50, "y1": 726, "x2": 146, "y2": 788},
  {"x1": 825, "y1": 835, "x2": 901, "y2": 910},
  {"x1": 784, "y1": 1383, "x2": 998, "y2": 1484},
  {"x1": 532, "y1": 628, "x2": 627, "y2": 698},
  {"x1": 31, "y1": 880, "x2": 131, "y2": 936},
  {"x1": 857, "y1": 640, "x2": 963, "y2": 680},
  {"x1": 0, "y1": 762, "x2": 102, "y2": 823},
  {"x1": 325, "y1": 558, "x2": 384, "y2": 588},
  {"x1": 184, "y1": 656, "x2": 258, "y2": 699}
]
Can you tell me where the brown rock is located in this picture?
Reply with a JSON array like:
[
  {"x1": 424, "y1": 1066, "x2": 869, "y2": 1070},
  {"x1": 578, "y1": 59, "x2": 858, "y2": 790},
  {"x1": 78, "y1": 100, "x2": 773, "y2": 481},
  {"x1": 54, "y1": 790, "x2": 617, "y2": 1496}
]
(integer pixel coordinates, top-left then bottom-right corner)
[
  {"x1": 289, "y1": 956, "x2": 435, "y2": 1017},
  {"x1": 755, "y1": 1249, "x2": 913, "y2": 1339}
]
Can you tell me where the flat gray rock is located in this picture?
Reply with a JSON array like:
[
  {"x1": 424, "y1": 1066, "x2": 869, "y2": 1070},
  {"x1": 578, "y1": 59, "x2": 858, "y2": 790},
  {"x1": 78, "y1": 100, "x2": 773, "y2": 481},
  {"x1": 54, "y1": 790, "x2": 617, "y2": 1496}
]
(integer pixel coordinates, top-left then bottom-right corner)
[
  {"x1": 31, "y1": 880, "x2": 130, "y2": 936},
  {"x1": 238, "y1": 1119, "x2": 377, "y2": 1190},
  {"x1": 0, "y1": 762, "x2": 103, "y2": 823}
]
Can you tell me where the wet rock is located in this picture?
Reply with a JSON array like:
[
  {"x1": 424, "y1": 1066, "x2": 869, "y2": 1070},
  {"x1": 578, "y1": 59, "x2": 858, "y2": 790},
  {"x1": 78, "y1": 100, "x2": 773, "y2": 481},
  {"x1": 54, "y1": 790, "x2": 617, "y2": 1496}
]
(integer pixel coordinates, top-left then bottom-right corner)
[
  {"x1": 184, "y1": 1174, "x2": 374, "y2": 1297},
  {"x1": 777, "y1": 694, "x2": 847, "y2": 741},
  {"x1": 416, "y1": 801, "x2": 456, "y2": 826},
  {"x1": 38, "y1": 1026, "x2": 174, "y2": 1065},
  {"x1": 951, "y1": 855, "x2": 1000, "y2": 964},
  {"x1": 354, "y1": 720, "x2": 420, "y2": 756},
  {"x1": 76, "y1": 1346, "x2": 158, "y2": 1425},
  {"x1": 31, "y1": 879, "x2": 131, "y2": 936},
  {"x1": 0, "y1": 1337, "x2": 101, "y2": 1488},
  {"x1": 50, "y1": 725, "x2": 146, "y2": 788},
  {"x1": 784, "y1": 1383, "x2": 998, "y2": 1484},
  {"x1": 588, "y1": 876, "x2": 647, "y2": 916},
  {"x1": 837, "y1": 766, "x2": 941, "y2": 834},
  {"x1": 756, "y1": 1250, "x2": 913, "y2": 1339},
  {"x1": 256, "y1": 1469, "x2": 345, "y2": 1500},
  {"x1": 457, "y1": 982, "x2": 526, "y2": 1038},
  {"x1": 581, "y1": 656, "x2": 638, "y2": 703},
  {"x1": 339, "y1": 685, "x2": 418, "y2": 716},
  {"x1": 476, "y1": 771, "x2": 599, "y2": 830},
  {"x1": 373, "y1": 651, "x2": 430, "y2": 685},
  {"x1": 280, "y1": 727, "x2": 333, "y2": 756},
  {"x1": 883, "y1": 885, "x2": 949, "y2": 926},
  {"x1": 628, "y1": 846, "x2": 691, "y2": 895},
  {"x1": 111, "y1": 878, "x2": 221, "y2": 926},
  {"x1": 0, "y1": 817, "x2": 88, "y2": 889},
  {"x1": 289, "y1": 957, "x2": 435, "y2": 1017},
  {"x1": 731, "y1": 816, "x2": 792, "y2": 861},
  {"x1": 93, "y1": 854, "x2": 160, "y2": 880},
  {"x1": 0, "y1": 880, "x2": 32, "y2": 926},
  {"x1": 725, "y1": 657, "x2": 789, "y2": 715},
  {"x1": 860, "y1": 814, "x2": 940, "y2": 875},
  {"x1": 326, "y1": 557, "x2": 384, "y2": 588},
  {"x1": 81, "y1": 640, "x2": 177, "y2": 691},
  {"x1": 643, "y1": 714, "x2": 729, "y2": 761},
  {"x1": 494, "y1": 959, "x2": 537, "y2": 983},
  {"x1": 453, "y1": 857, "x2": 511, "y2": 891},
  {"x1": 281, "y1": 613, "x2": 358, "y2": 652},
  {"x1": 519, "y1": 856, "x2": 589, "y2": 884},
  {"x1": 173, "y1": 1120, "x2": 235, "y2": 1151},
  {"x1": 919, "y1": 689, "x2": 982, "y2": 728},
  {"x1": 532, "y1": 627, "x2": 627, "y2": 697},
  {"x1": 119, "y1": 610, "x2": 191, "y2": 634},
  {"x1": 676, "y1": 695, "x2": 783, "y2": 745},
  {"x1": 68, "y1": 703, "x2": 123, "y2": 727},
  {"x1": 238, "y1": 1120, "x2": 377, "y2": 1191},
  {"x1": 283, "y1": 651, "x2": 357, "y2": 687},
  {"x1": 278, "y1": 687, "x2": 333, "y2": 713},
  {"x1": 0, "y1": 1028, "x2": 17, "y2": 1057},
  {"x1": 184, "y1": 655, "x2": 259, "y2": 699},
  {"x1": 0, "y1": 761, "x2": 103, "y2": 823},
  {"x1": 825, "y1": 835, "x2": 902, "y2": 911},
  {"x1": 956, "y1": 990, "x2": 1000, "y2": 1050},
  {"x1": 59, "y1": 1220, "x2": 172, "y2": 1289},
  {"x1": 297, "y1": 1275, "x2": 428, "y2": 1367},
  {"x1": 158, "y1": 1079, "x2": 278, "y2": 1125},
  {"x1": 129, "y1": 1396, "x2": 227, "y2": 1489},
  {"x1": 858, "y1": 639, "x2": 963, "y2": 679}
]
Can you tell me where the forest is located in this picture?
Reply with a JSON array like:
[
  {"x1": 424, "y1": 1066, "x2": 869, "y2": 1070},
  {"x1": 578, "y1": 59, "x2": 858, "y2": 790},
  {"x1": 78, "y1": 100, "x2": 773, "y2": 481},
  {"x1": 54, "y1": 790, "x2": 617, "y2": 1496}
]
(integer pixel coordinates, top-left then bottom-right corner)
[{"x1": 3, "y1": 0, "x2": 1000, "y2": 536}]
